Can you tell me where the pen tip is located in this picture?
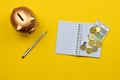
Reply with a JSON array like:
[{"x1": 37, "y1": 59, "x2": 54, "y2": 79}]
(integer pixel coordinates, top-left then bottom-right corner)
[
  {"x1": 22, "y1": 56, "x2": 24, "y2": 59},
  {"x1": 46, "y1": 31, "x2": 48, "y2": 33}
]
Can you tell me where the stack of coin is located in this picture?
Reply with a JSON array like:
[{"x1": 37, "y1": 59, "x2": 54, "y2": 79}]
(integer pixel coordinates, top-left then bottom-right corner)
[{"x1": 80, "y1": 25, "x2": 103, "y2": 54}]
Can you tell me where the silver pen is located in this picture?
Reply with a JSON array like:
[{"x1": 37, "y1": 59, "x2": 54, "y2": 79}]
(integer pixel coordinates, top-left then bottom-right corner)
[{"x1": 22, "y1": 31, "x2": 48, "y2": 58}]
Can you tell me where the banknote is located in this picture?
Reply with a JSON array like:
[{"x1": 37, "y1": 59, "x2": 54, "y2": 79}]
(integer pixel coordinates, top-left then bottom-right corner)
[{"x1": 95, "y1": 21, "x2": 110, "y2": 41}]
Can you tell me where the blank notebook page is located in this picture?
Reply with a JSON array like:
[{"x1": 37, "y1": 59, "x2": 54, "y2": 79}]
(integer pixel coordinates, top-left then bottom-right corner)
[
  {"x1": 56, "y1": 21, "x2": 101, "y2": 58},
  {"x1": 56, "y1": 21, "x2": 78, "y2": 55}
]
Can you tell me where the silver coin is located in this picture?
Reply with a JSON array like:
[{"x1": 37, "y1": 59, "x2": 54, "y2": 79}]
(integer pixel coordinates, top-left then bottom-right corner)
[{"x1": 92, "y1": 46, "x2": 98, "y2": 52}]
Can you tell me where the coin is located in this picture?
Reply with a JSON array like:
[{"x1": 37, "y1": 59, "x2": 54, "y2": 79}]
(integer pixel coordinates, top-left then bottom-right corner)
[
  {"x1": 88, "y1": 40, "x2": 95, "y2": 47},
  {"x1": 96, "y1": 26, "x2": 101, "y2": 33},
  {"x1": 90, "y1": 27, "x2": 98, "y2": 34},
  {"x1": 80, "y1": 45, "x2": 86, "y2": 50},
  {"x1": 92, "y1": 46, "x2": 98, "y2": 52},
  {"x1": 88, "y1": 34, "x2": 96, "y2": 40},
  {"x1": 96, "y1": 40, "x2": 102, "y2": 48},
  {"x1": 86, "y1": 48, "x2": 92, "y2": 54}
]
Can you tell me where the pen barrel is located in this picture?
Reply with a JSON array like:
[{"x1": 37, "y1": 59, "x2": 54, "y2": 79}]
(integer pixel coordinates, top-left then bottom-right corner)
[
  {"x1": 22, "y1": 31, "x2": 48, "y2": 59},
  {"x1": 22, "y1": 47, "x2": 33, "y2": 58}
]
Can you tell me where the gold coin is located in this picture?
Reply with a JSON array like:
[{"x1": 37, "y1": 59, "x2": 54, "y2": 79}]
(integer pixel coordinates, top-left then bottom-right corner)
[
  {"x1": 92, "y1": 46, "x2": 98, "y2": 52},
  {"x1": 80, "y1": 45, "x2": 86, "y2": 50},
  {"x1": 96, "y1": 40, "x2": 102, "y2": 48},
  {"x1": 86, "y1": 48, "x2": 92, "y2": 54},
  {"x1": 88, "y1": 40, "x2": 95, "y2": 47},
  {"x1": 96, "y1": 26, "x2": 101, "y2": 33},
  {"x1": 90, "y1": 27, "x2": 98, "y2": 34},
  {"x1": 88, "y1": 34, "x2": 96, "y2": 40}
]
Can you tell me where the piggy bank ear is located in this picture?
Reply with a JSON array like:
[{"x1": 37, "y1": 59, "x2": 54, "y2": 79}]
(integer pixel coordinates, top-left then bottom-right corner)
[
  {"x1": 16, "y1": 25, "x2": 22, "y2": 31},
  {"x1": 10, "y1": 6, "x2": 38, "y2": 33},
  {"x1": 30, "y1": 17, "x2": 36, "y2": 21}
]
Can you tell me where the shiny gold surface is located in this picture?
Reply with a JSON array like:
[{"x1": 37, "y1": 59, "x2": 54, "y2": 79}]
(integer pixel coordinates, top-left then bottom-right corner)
[
  {"x1": 88, "y1": 40, "x2": 95, "y2": 47},
  {"x1": 86, "y1": 48, "x2": 92, "y2": 54},
  {"x1": 96, "y1": 26, "x2": 101, "y2": 32},
  {"x1": 10, "y1": 6, "x2": 38, "y2": 33},
  {"x1": 90, "y1": 27, "x2": 98, "y2": 34},
  {"x1": 88, "y1": 34, "x2": 96, "y2": 40},
  {"x1": 80, "y1": 45, "x2": 86, "y2": 50}
]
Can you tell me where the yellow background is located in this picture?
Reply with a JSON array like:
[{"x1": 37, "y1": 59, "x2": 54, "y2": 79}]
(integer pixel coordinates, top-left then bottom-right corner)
[{"x1": 0, "y1": 0, "x2": 119, "y2": 80}]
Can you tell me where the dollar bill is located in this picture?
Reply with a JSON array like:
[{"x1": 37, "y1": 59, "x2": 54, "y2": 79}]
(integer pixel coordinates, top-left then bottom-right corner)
[{"x1": 95, "y1": 21, "x2": 110, "y2": 41}]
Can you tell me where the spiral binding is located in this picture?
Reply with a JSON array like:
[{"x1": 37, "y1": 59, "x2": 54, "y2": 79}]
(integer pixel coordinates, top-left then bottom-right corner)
[{"x1": 75, "y1": 24, "x2": 82, "y2": 55}]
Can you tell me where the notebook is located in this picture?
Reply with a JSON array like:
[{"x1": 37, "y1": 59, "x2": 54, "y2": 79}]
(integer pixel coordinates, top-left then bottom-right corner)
[{"x1": 56, "y1": 21, "x2": 101, "y2": 58}]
